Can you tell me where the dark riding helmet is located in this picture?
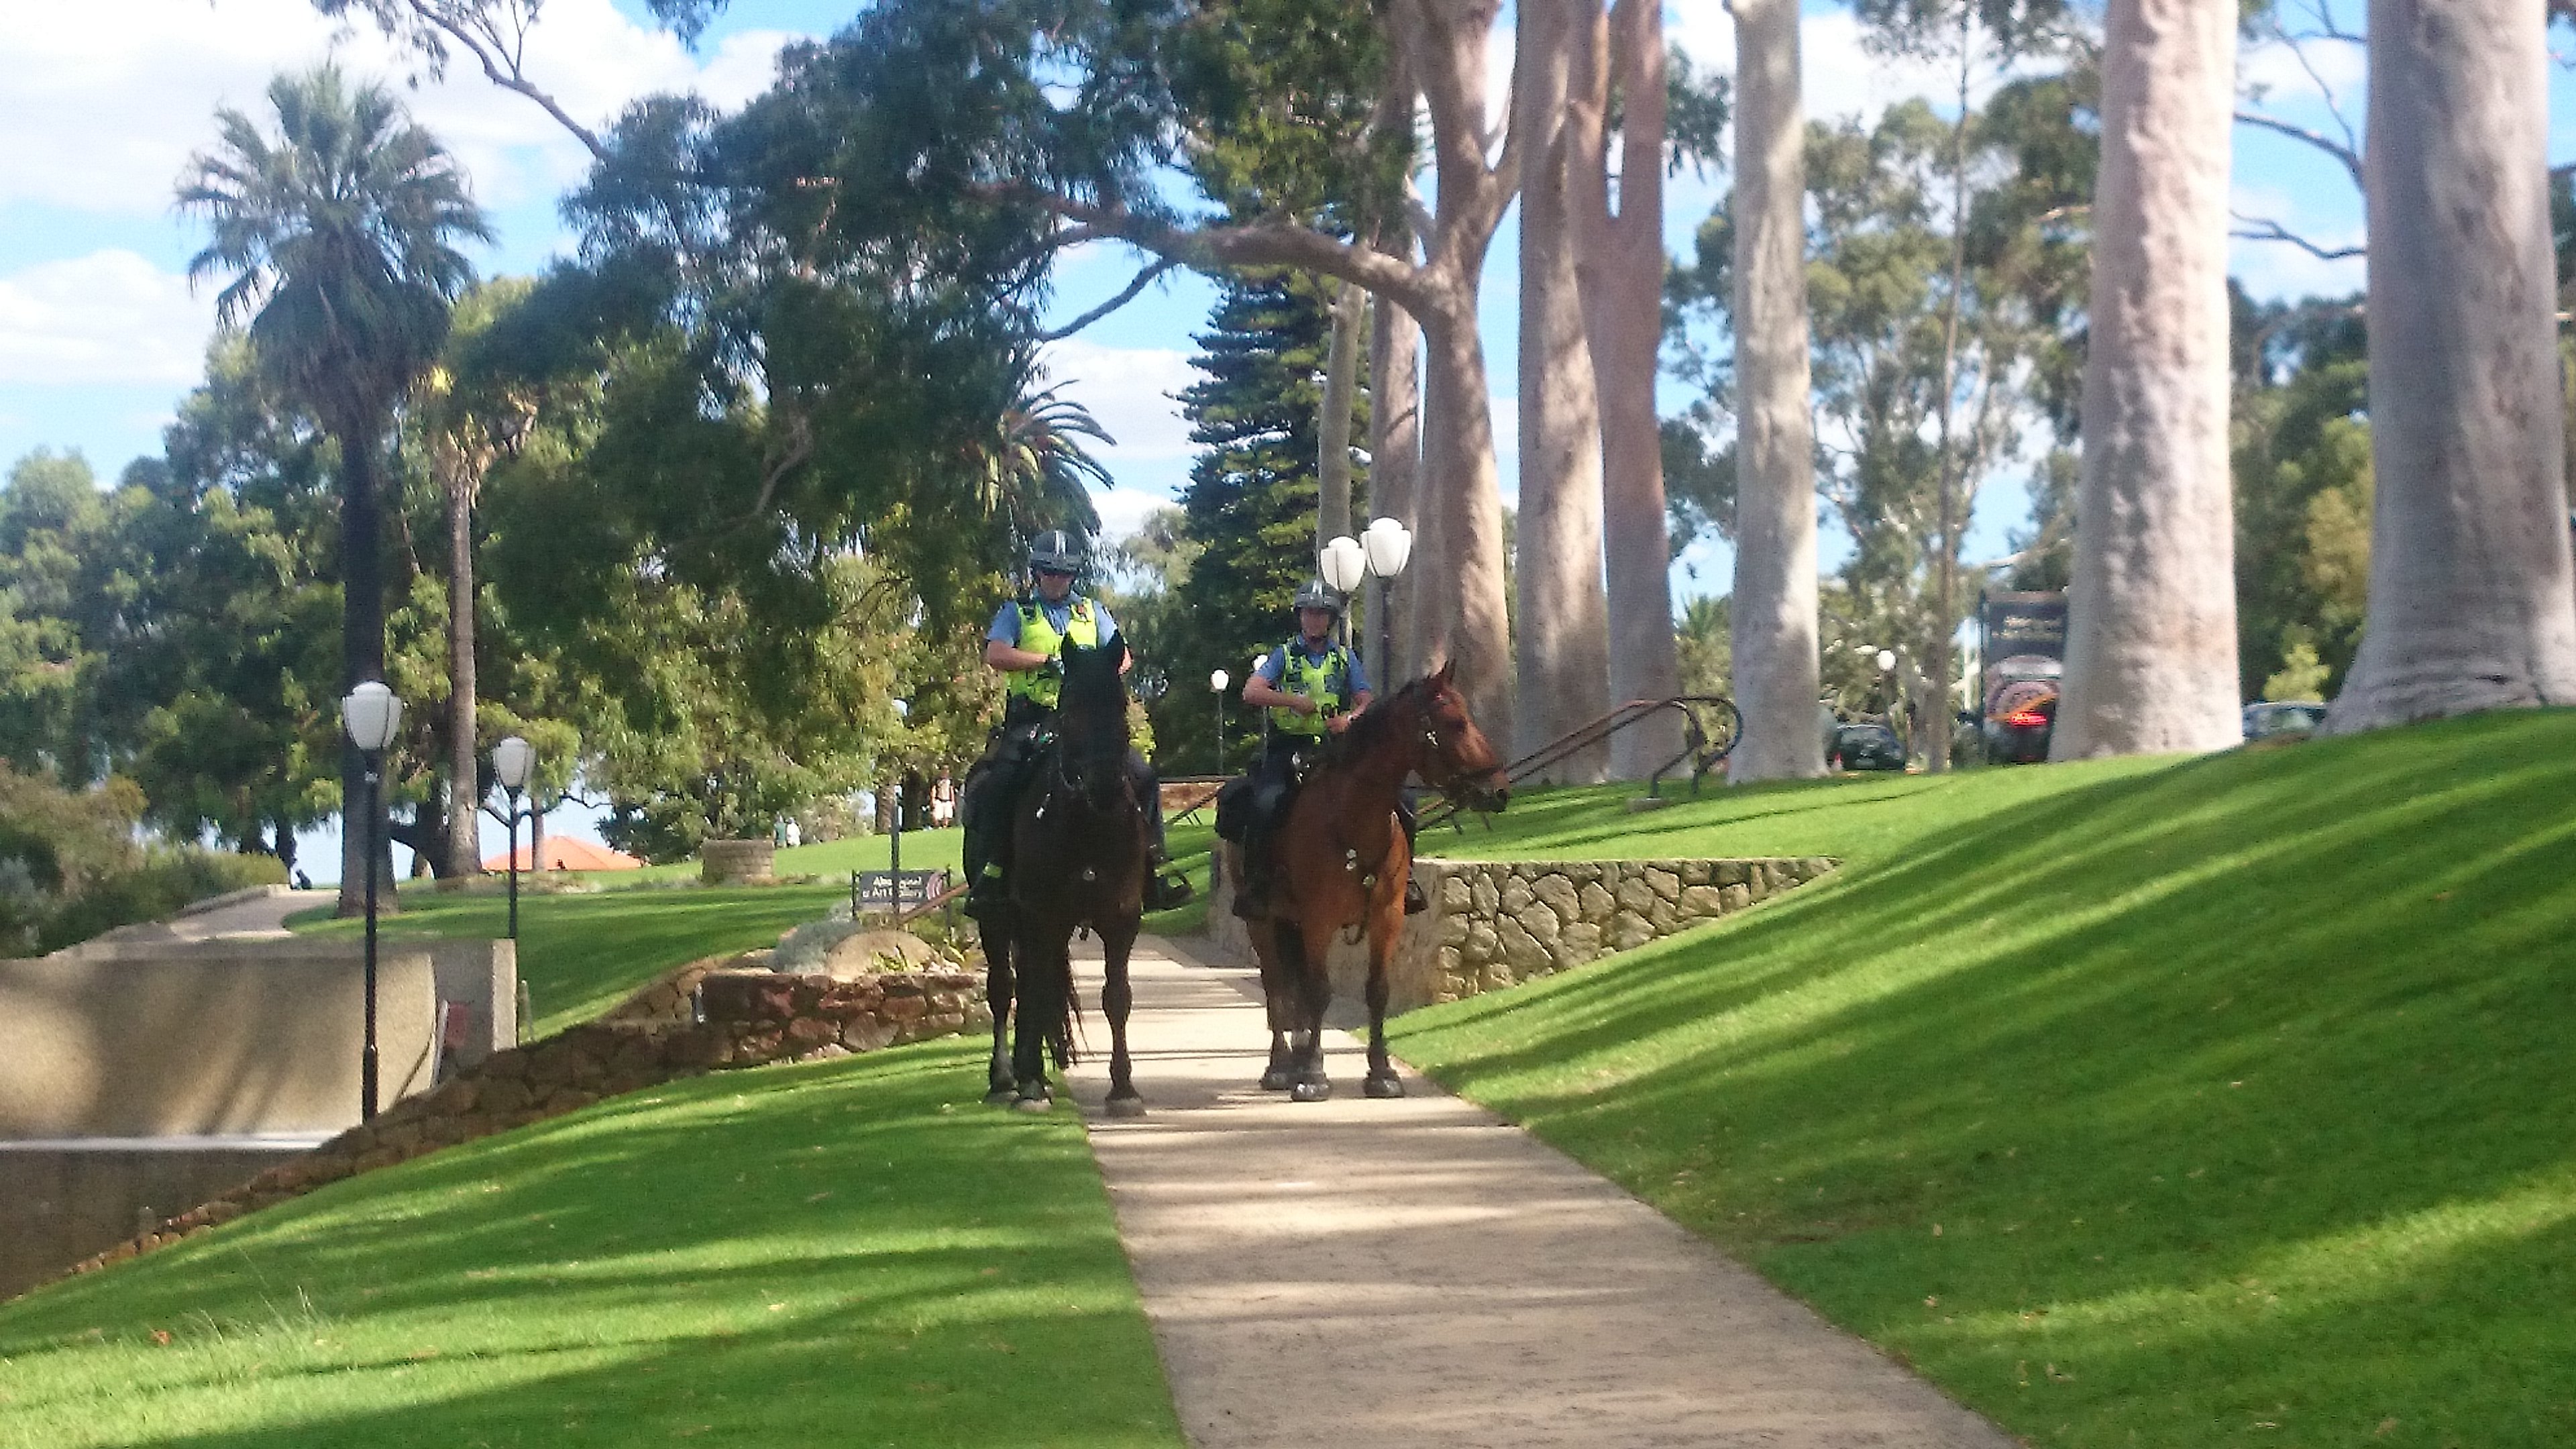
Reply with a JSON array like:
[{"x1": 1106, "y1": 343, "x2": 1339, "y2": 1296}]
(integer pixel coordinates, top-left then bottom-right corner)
[
  {"x1": 1292, "y1": 577, "x2": 1344, "y2": 619},
  {"x1": 1028, "y1": 529, "x2": 1083, "y2": 575}
]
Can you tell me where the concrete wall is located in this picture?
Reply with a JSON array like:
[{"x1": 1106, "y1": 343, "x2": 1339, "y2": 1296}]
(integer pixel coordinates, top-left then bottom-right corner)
[
  {"x1": 0, "y1": 941, "x2": 441, "y2": 1138},
  {"x1": 1210, "y1": 851, "x2": 1838, "y2": 1014},
  {"x1": 0, "y1": 1138, "x2": 315, "y2": 1301}
]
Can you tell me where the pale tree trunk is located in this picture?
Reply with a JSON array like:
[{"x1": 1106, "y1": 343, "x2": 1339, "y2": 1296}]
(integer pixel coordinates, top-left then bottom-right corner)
[
  {"x1": 337, "y1": 416, "x2": 399, "y2": 916},
  {"x1": 1925, "y1": 28, "x2": 1972, "y2": 773},
  {"x1": 2051, "y1": 0, "x2": 2242, "y2": 758},
  {"x1": 1369, "y1": 280, "x2": 1424, "y2": 688},
  {"x1": 436, "y1": 439, "x2": 486, "y2": 878},
  {"x1": 1318, "y1": 276, "x2": 1366, "y2": 547},
  {"x1": 2325, "y1": 0, "x2": 2576, "y2": 730},
  {"x1": 1513, "y1": 0, "x2": 1613, "y2": 778},
  {"x1": 1727, "y1": 0, "x2": 1825, "y2": 781},
  {"x1": 1573, "y1": 0, "x2": 1685, "y2": 778}
]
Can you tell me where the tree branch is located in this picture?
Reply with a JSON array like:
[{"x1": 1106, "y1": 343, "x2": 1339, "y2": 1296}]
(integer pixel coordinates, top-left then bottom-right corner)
[
  {"x1": 384, "y1": 0, "x2": 610, "y2": 159},
  {"x1": 2233, "y1": 109, "x2": 2365, "y2": 191},
  {"x1": 1008, "y1": 191, "x2": 1438, "y2": 315},
  {"x1": 1035, "y1": 259, "x2": 1178, "y2": 341},
  {"x1": 2231, "y1": 212, "x2": 2365, "y2": 261}
]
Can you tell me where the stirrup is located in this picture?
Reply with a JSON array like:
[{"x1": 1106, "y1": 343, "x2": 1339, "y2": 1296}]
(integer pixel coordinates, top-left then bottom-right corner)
[
  {"x1": 1146, "y1": 871, "x2": 1194, "y2": 911},
  {"x1": 1403, "y1": 878, "x2": 1428, "y2": 914}
]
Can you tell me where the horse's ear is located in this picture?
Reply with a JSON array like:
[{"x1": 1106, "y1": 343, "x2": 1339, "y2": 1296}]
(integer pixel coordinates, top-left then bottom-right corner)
[{"x1": 1432, "y1": 658, "x2": 1456, "y2": 688}]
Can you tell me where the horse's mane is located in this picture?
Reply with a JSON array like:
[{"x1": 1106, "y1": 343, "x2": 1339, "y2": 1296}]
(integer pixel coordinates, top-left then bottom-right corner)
[{"x1": 1335, "y1": 672, "x2": 1438, "y2": 761}]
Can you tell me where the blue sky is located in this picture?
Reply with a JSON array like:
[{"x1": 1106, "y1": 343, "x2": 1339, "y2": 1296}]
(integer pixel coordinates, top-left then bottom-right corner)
[{"x1": 0, "y1": 0, "x2": 2504, "y2": 871}]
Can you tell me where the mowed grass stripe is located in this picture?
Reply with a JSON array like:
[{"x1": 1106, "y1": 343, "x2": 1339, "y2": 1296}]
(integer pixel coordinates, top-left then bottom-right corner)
[
  {"x1": 1395, "y1": 710, "x2": 2576, "y2": 1447},
  {"x1": 0, "y1": 1040, "x2": 1185, "y2": 1449}
]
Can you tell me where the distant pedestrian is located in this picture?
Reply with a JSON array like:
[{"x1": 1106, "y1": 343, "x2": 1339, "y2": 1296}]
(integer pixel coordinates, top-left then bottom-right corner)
[
  {"x1": 784, "y1": 818, "x2": 802, "y2": 849},
  {"x1": 292, "y1": 869, "x2": 311, "y2": 890}
]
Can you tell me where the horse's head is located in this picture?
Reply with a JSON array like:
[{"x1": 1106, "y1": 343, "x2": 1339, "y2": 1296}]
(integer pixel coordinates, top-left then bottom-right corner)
[
  {"x1": 1055, "y1": 632, "x2": 1134, "y2": 814},
  {"x1": 1410, "y1": 661, "x2": 1509, "y2": 814}
]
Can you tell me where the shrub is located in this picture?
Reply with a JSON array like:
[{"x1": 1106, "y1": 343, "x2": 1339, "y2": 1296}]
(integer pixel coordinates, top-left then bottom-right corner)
[{"x1": 0, "y1": 765, "x2": 286, "y2": 956}]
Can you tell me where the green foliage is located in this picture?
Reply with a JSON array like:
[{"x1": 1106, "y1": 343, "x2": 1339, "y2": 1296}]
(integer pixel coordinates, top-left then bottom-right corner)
[
  {"x1": 0, "y1": 765, "x2": 286, "y2": 957},
  {"x1": 0, "y1": 1040, "x2": 1184, "y2": 1449},
  {"x1": 1150, "y1": 270, "x2": 1342, "y2": 773},
  {"x1": 2231, "y1": 290, "x2": 2371, "y2": 701},
  {"x1": 1399, "y1": 711, "x2": 2576, "y2": 1446},
  {"x1": 1676, "y1": 594, "x2": 1732, "y2": 696}
]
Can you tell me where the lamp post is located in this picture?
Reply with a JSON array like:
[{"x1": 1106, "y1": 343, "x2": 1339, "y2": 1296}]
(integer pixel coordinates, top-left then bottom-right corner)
[
  {"x1": 1318, "y1": 534, "x2": 1368, "y2": 651},
  {"x1": 889, "y1": 700, "x2": 909, "y2": 888},
  {"x1": 1209, "y1": 669, "x2": 1230, "y2": 773},
  {"x1": 341, "y1": 680, "x2": 403, "y2": 1122},
  {"x1": 1360, "y1": 517, "x2": 1413, "y2": 685},
  {"x1": 492, "y1": 735, "x2": 534, "y2": 943}
]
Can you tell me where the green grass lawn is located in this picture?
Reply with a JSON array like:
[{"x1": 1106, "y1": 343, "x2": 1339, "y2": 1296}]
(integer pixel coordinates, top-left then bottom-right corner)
[
  {"x1": 297, "y1": 885, "x2": 846, "y2": 1037},
  {"x1": 1390, "y1": 711, "x2": 2576, "y2": 1447},
  {"x1": 0, "y1": 1040, "x2": 1184, "y2": 1449},
  {"x1": 610, "y1": 827, "x2": 967, "y2": 884}
]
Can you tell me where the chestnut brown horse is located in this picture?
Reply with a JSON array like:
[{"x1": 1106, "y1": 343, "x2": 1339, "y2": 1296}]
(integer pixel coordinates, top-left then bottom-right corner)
[
  {"x1": 1236, "y1": 661, "x2": 1509, "y2": 1102},
  {"x1": 983, "y1": 632, "x2": 1150, "y2": 1116}
]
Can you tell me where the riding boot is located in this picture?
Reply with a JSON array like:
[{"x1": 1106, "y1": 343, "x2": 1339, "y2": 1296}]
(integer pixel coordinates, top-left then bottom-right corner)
[
  {"x1": 1232, "y1": 834, "x2": 1271, "y2": 920},
  {"x1": 1395, "y1": 792, "x2": 1428, "y2": 913},
  {"x1": 1129, "y1": 749, "x2": 1194, "y2": 910}
]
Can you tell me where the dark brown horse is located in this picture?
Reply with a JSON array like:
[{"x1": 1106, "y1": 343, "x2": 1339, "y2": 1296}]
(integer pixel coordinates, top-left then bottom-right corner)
[
  {"x1": 1237, "y1": 661, "x2": 1509, "y2": 1102},
  {"x1": 983, "y1": 633, "x2": 1149, "y2": 1116}
]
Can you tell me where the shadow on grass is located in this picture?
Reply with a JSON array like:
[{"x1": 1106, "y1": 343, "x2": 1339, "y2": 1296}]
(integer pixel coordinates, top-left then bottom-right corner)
[
  {"x1": 1390, "y1": 710, "x2": 2576, "y2": 1446},
  {"x1": 0, "y1": 1044, "x2": 1183, "y2": 1449}
]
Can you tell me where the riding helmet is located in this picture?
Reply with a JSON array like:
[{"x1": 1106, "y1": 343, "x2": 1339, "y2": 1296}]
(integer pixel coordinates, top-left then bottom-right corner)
[
  {"x1": 1028, "y1": 529, "x2": 1083, "y2": 574},
  {"x1": 1292, "y1": 577, "x2": 1344, "y2": 618}
]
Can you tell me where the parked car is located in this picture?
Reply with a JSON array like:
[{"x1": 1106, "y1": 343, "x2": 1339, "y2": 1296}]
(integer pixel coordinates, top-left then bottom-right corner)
[
  {"x1": 1832, "y1": 720, "x2": 1908, "y2": 772},
  {"x1": 1982, "y1": 655, "x2": 2061, "y2": 765},
  {"x1": 2243, "y1": 700, "x2": 2328, "y2": 741}
]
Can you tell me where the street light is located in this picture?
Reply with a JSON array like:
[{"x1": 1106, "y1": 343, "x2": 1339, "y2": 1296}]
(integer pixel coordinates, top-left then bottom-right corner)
[
  {"x1": 341, "y1": 680, "x2": 403, "y2": 1122},
  {"x1": 1360, "y1": 517, "x2": 1413, "y2": 685},
  {"x1": 1210, "y1": 668, "x2": 1231, "y2": 773},
  {"x1": 889, "y1": 699, "x2": 909, "y2": 888},
  {"x1": 492, "y1": 735, "x2": 534, "y2": 943},
  {"x1": 1318, "y1": 534, "x2": 1366, "y2": 651}
]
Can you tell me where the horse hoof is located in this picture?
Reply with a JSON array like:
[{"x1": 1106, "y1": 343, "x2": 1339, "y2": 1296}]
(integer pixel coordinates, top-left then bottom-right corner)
[
  {"x1": 1289, "y1": 1079, "x2": 1332, "y2": 1104},
  {"x1": 1104, "y1": 1095, "x2": 1147, "y2": 1119},
  {"x1": 1258, "y1": 1069, "x2": 1293, "y2": 1091},
  {"x1": 984, "y1": 1087, "x2": 1017, "y2": 1106},
  {"x1": 1013, "y1": 1093, "x2": 1055, "y2": 1114},
  {"x1": 1363, "y1": 1075, "x2": 1405, "y2": 1099}
]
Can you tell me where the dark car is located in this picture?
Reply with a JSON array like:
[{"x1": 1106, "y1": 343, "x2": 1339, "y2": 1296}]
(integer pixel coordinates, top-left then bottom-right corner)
[
  {"x1": 1832, "y1": 721, "x2": 1907, "y2": 772},
  {"x1": 2243, "y1": 700, "x2": 2328, "y2": 741}
]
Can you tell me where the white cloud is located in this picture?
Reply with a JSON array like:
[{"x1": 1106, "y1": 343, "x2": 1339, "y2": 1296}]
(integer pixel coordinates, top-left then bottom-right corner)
[
  {"x1": 1038, "y1": 337, "x2": 1197, "y2": 462},
  {"x1": 2228, "y1": 181, "x2": 2365, "y2": 301},
  {"x1": 0, "y1": 250, "x2": 212, "y2": 385},
  {"x1": 0, "y1": 0, "x2": 802, "y2": 219},
  {"x1": 1090, "y1": 485, "x2": 1175, "y2": 545},
  {"x1": 2238, "y1": 34, "x2": 2368, "y2": 116}
]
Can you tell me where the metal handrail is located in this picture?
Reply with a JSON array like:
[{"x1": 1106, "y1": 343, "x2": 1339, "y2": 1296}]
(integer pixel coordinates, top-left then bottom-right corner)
[{"x1": 1417, "y1": 694, "x2": 1743, "y2": 832}]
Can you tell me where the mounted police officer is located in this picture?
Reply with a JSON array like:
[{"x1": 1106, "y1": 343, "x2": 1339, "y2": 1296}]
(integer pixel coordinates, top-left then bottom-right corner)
[
  {"x1": 1231, "y1": 578, "x2": 1375, "y2": 919},
  {"x1": 963, "y1": 529, "x2": 1191, "y2": 917}
]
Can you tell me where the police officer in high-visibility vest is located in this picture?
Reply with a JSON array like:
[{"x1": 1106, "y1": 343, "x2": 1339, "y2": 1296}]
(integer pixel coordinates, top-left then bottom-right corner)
[
  {"x1": 963, "y1": 530, "x2": 1191, "y2": 916},
  {"x1": 1232, "y1": 578, "x2": 1375, "y2": 919}
]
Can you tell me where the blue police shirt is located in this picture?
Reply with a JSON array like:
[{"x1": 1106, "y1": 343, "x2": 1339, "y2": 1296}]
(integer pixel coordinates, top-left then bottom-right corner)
[
  {"x1": 1256, "y1": 638, "x2": 1370, "y2": 696},
  {"x1": 987, "y1": 596, "x2": 1118, "y2": 647}
]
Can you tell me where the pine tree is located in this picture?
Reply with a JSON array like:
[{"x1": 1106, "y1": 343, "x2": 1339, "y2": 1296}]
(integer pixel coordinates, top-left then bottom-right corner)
[{"x1": 1150, "y1": 270, "x2": 1356, "y2": 773}]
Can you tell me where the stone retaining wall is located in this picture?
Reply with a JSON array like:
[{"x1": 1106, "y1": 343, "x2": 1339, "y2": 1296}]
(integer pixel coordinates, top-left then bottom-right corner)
[
  {"x1": 1210, "y1": 854, "x2": 1837, "y2": 1014},
  {"x1": 700, "y1": 839, "x2": 776, "y2": 885},
  {"x1": 36, "y1": 964, "x2": 987, "y2": 1295}
]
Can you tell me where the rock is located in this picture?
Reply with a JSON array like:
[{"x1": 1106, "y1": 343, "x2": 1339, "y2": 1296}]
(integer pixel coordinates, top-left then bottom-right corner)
[
  {"x1": 1646, "y1": 898, "x2": 1679, "y2": 934},
  {"x1": 1743, "y1": 870, "x2": 1769, "y2": 903},
  {"x1": 1681, "y1": 861, "x2": 1712, "y2": 887},
  {"x1": 816, "y1": 929, "x2": 939, "y2": 979},
  {"x1": 1499, "y1": 877, "x2": 1536, "y2": 914},
  {"x1": 881, "y1": 994, "x2": 929, "y2": 1022},
  {"x1": 1520, "y1": 907, "x2": 1561, "y2": 945},
  {"x1": 1713, "y1": 861, "x2": 1749, "y2": 888},
  {"x1": 1533, "y1": 874, "x2": 1580, "y2": 919},
  {"x1": 543, "y1": 1087, "x2": 598, "y2": 1114},
  {"x1": 1680, "y1": 884, "x2": 1728, "y2": 918},
  {"x1": 1609, "y1": 910, "x2": 1655, "y2": 951},
  {"x1": 1470, "y1": 874, "x2": 1501, "y2": 916},
  {"x1": 1496, "y1": 917, "x2": 1550, "y2": 973},
  {"x1": 786, "y1": 1016, "x2": 837, "y2": 1046},
  {"x1": 1560, "y1": 921, "x2": 1603, "y2": 962},
  {"x1": 1462, "y1": 920, "x2": 1499, "y2": 965},
  {"x1": 841, "y1": 1018, "x2": 892, "y2": 1051},
  {"x1": 1440, "y1": 913, "x2": 1472, "y2": 946},
  {"x1": 800, "y1": 1042, "x2": 853, "y2": 1061},
  {"x1": 1614, "y1": 875, "x2": 1658, "y2": 914},
  {"x1": 479, "y1": 1077, "x2": 533, "y2": 1115},
  {"x1": 423, "y1": 1078, "x2": 481, "y2": 1116},
  {"x1": 478, "y1": 1049, "x2": 531, "y2": 1081},
  {"x1": 1440, "y1": 874, "x2": 1473, "y2": 912},
  {"x1": 1436, "y1": 945, "x2": 1464, "y2": 985},
  {"x1": 1644, "y1": 868, "x2": 1682, "y2": 902},
  {"x1": 1579, "y1": 881, "x2": 1616, "y2": 922},
  {"x1": 1721, "y1": 883, "x2": 1752, "y2": 912}
]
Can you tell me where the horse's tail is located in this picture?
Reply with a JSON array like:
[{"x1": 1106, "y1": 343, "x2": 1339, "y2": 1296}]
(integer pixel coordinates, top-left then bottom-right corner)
[{"x1": 1046, "y1": 953, "x2": 1086, "y2": 1070}]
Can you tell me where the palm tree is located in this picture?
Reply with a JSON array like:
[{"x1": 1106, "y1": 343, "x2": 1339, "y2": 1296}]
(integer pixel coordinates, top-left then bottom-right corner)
[{"x1": 179, "y1": 64, "x2": 489, "y2": 915}]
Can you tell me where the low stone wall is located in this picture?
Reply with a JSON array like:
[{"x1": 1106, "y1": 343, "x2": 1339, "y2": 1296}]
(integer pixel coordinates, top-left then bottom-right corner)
[
  {"x1": 1209, "y1": 853, "x2": 1838, "y2": 1014},
  {"x1": 700, "y1": 839, "x2": 776, "y2": 885},
  {"x1": 32, "y1": 964, "x2": 988, "y2": 1297}
]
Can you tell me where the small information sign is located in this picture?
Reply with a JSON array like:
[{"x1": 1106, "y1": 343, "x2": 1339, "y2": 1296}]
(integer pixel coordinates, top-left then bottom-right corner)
[{"x1": 851, "y1": 869, "x2": 951, "y2": 913}]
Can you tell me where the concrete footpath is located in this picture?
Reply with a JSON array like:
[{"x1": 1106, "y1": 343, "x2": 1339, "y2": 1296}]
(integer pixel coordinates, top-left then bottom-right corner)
[{"x1": 1061, "y1": 936, "x2": 2013, "y2": 1449}]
